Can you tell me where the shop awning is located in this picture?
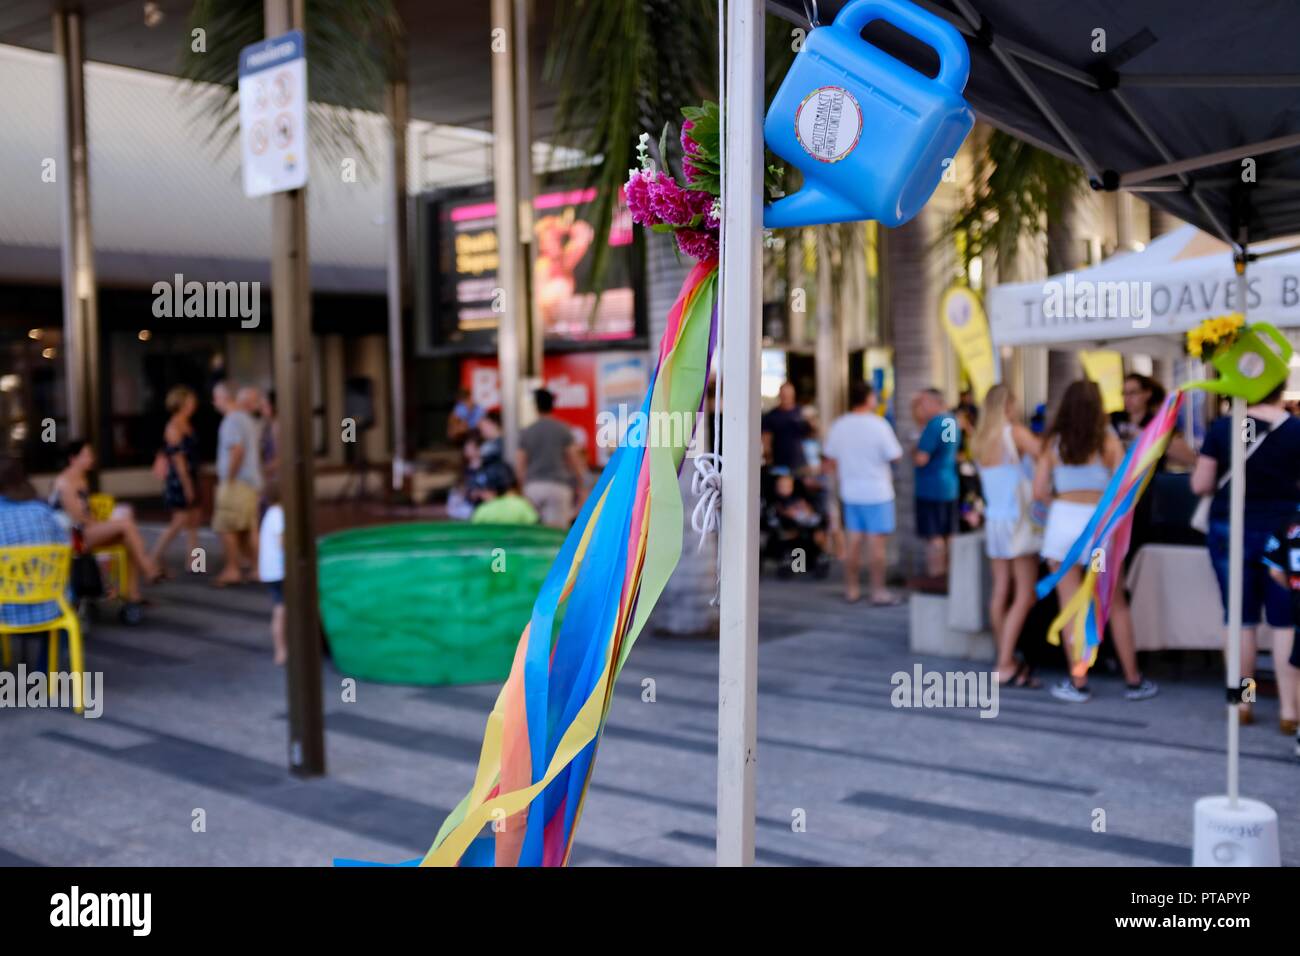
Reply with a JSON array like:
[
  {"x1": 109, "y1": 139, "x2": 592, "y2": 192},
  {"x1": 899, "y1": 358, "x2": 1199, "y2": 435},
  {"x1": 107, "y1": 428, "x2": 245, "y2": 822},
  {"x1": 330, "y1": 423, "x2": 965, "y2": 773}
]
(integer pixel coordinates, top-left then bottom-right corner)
[
  {"x1": 768, "y1": 0, "x2": 1300, "y2": 248},
  {"x1": 986, "y1": 224, "x2": 1300, "y2": 355}
]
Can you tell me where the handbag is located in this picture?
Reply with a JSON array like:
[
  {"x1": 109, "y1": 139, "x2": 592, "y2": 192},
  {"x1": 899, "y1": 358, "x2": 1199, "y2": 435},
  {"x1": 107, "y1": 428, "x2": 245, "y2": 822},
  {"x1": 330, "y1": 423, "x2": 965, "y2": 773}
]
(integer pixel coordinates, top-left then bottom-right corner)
[
  {"x1": 152, "y1": 449, "x2": 169, "y2": 482},
  {"x1": 1189, "y1": 421, "x2": 1275, "y2": 533},
  {"x1": 71, "y1": 553, "x2": 105, "y2": 600}
]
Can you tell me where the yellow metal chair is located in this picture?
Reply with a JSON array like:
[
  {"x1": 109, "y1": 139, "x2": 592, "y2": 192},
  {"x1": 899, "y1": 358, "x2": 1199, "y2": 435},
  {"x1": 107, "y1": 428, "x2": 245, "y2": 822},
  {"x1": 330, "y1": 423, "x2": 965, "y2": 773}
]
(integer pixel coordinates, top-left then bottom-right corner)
[
  {"x1": 0, "y1": 544, "x2": 85, "y2": 713},
  {"x1": 88, "y1": 492, "x2": 131, "y2": 599}
]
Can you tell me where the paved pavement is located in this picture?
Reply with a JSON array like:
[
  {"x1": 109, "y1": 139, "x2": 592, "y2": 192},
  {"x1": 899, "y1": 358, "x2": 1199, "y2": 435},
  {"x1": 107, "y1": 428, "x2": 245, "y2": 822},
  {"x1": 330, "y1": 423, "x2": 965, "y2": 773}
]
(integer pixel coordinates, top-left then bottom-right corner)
[{"x1": 1, "y1": 526, "x2": 1296, "y2": 867}]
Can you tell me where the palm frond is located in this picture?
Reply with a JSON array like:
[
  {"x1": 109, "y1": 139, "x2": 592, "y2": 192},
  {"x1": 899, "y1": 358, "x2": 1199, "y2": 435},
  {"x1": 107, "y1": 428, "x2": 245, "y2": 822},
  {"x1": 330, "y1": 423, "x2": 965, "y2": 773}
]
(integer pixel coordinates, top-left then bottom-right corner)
[
  {"x1": 177, "y1": 0, "x2": 403, "y2": 173},
  {"x1": 544, "y1": 0, "x2": 717, "y2": 291},
  {"x1": 949, "y1": 128, "x2": 1086, "y2": 275}
]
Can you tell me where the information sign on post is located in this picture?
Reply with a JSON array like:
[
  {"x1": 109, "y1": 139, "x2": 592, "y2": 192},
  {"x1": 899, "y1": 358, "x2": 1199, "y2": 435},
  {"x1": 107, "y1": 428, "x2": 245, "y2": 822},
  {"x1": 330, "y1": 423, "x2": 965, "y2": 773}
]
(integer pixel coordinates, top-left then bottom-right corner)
[{"x1": 238, "y1": 29, "x2": 308, "y2": 198}]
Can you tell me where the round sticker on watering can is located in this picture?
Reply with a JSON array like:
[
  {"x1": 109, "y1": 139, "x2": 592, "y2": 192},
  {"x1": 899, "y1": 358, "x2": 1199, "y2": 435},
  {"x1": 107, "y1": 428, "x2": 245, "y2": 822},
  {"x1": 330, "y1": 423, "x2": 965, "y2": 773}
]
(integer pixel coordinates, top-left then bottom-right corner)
[
  {"x1": 794, "y1": 86, "x2": 863, "y2": 164},
  {"x1": 1237, "y1": 351, "x2": 1266, "y2": 379}
]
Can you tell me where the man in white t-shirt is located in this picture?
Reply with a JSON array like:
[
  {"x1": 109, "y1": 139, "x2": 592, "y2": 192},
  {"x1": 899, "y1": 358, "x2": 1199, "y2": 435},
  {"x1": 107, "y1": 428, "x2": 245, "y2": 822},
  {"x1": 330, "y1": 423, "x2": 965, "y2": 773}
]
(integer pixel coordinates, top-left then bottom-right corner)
[{"x1": 822, "y1": 381, "x2": 903, "y2": 605}]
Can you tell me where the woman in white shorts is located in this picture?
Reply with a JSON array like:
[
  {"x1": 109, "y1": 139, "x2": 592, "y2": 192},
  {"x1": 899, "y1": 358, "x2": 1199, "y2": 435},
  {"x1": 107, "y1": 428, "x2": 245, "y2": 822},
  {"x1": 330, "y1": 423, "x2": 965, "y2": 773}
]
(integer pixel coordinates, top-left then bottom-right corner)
[
  {"x1": 973, "y1": 385, "x2": 1042, "y2": 687},
  {"x1": 1032, "y1": 380, "x2": 1157, "y2": 704}
]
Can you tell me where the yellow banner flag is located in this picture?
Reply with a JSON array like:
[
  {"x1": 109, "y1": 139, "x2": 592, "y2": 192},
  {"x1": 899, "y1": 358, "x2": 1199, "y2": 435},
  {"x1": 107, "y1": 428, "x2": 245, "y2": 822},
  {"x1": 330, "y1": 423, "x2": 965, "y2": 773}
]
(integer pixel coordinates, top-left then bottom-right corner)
[
  {"x1": 1079, "y1": 350, "x2": 1125, "y2": 414},
  {"x1": 939, "y1": 286, "x2": 998, "y2": 402}
]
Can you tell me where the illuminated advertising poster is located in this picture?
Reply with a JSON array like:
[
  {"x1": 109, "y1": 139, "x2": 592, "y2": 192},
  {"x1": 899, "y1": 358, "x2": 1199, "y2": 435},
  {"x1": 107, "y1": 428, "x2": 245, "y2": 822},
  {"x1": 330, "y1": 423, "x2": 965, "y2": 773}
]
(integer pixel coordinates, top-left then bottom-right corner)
[
  {"x1": 426, "y1": 184, "x2": 641, "y2": 351},
  {"x1": 461, "y1": 351, "x2": 650, "y2": 466}
]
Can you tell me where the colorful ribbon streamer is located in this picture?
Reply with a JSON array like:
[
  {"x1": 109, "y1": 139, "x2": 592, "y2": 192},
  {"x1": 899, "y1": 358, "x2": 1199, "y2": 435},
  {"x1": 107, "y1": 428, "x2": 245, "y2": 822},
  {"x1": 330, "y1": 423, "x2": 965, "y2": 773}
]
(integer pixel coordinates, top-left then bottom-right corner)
[
  {"x1": 409, "y1": 260, "x2": 720, "y2": 866},
  {"x1": 1036, "y1": 390, "x2": 1186, "y2": 674}
]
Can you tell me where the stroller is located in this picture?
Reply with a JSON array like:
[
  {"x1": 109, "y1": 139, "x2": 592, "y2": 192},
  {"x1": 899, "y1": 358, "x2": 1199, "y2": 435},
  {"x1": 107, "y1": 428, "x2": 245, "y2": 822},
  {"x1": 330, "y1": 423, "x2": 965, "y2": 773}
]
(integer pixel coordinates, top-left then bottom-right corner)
[{"x1": 760, "y1": 467, "x2": 830, "y2": 579}]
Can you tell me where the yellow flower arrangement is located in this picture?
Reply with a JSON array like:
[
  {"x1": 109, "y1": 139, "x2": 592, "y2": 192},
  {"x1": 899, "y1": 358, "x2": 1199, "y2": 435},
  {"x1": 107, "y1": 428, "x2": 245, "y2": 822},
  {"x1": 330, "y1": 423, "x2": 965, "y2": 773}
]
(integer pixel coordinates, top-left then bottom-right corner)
[{"x1": 1186, "y1": 312, "x2": 1245, "y2": 358}]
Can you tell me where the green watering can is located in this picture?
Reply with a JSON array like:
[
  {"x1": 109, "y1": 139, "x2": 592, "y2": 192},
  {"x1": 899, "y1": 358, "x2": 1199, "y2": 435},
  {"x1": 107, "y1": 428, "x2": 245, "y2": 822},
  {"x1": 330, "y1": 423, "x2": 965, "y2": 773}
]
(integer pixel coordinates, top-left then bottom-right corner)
[{"x1": 1184, "y1": 322, "x2": 1294, "y2": 403}]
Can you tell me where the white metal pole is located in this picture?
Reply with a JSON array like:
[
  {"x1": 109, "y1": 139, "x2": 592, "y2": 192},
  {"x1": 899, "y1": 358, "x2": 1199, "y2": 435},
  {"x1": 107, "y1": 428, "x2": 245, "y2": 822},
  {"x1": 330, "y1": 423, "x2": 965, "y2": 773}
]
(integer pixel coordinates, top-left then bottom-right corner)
[
  {"x1": 1225, "y1": 259, "x2": 1248, "y2": 807},
  {"x1": 491, "y1": 0, "x2": 523, "y2": 462},
  {"x1": 716, "y1": 0, "x2": 763, "y2": 868},
  {"x1": 1227, "y1": 394, "x2": 1243, "y2": 806}
]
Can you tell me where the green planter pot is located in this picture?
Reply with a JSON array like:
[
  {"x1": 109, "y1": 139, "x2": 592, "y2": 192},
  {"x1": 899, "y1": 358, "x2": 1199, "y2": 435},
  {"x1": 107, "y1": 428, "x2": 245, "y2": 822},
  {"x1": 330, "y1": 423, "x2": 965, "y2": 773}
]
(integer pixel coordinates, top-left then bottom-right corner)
[{"x1": 317, "y1": 522, "x2": 565, "y2": 686}]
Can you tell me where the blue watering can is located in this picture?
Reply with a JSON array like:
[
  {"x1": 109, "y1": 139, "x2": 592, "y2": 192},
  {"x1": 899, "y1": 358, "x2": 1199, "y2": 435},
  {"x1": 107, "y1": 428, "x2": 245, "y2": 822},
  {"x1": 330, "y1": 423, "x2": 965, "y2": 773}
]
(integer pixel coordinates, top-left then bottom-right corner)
[{"x1": 764, "y1": 0, "x2": 975, "y2": 229}]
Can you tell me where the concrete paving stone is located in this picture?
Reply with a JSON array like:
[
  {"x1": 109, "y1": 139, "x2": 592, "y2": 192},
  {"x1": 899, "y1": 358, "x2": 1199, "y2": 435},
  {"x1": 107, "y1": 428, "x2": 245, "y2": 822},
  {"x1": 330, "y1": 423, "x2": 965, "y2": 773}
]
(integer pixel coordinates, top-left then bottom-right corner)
[{"x1": 1, "y1": 527, "x2": 1295, "y2": 866}]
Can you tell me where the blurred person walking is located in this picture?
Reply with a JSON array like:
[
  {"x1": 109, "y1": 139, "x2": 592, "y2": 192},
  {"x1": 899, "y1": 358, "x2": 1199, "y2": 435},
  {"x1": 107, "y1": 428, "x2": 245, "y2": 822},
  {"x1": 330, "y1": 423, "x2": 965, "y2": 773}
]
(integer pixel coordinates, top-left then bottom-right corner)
[
  {"x1": 148, "y1": 385, "x2": 201, "y2": 576},
  {"x1": 1034, "y1": 380, "x2": 1156, "y2": 703},
  {"x1": 1191, "y1": 381, "x2": 1300, "y2": 728},
  {"x1": 973, "y1": 385, "x2": 1042, "y2": 687},
  {"x1": 823, "y1": 382, "x2": 903, "y2": 605},
  {"x1": 212, "y1": 382, "x2": 262, "y2": 586},
  {"x1": 517, "y1": 388, "x2": 586, "y2": 528},
  {"x1": 911, "y1": 388, "x2": 960, "y2": 581}
]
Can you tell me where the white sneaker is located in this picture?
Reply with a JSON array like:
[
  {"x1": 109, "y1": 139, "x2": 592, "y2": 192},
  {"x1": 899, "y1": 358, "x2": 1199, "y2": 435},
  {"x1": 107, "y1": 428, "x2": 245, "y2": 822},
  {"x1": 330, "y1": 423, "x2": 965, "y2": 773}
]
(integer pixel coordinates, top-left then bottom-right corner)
[
  {"x1": 1123, "y1": 678, "x2": 1159, "y2": 701},
  {"x1": 1050, "y1": 679, "x2": 1091, "y2": 703}
]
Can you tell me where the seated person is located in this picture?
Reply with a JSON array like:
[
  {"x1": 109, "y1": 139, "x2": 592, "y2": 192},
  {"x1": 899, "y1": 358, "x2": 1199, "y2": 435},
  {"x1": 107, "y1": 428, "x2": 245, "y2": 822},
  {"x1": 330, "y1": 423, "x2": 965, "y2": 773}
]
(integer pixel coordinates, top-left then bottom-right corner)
[
  {"x1": 471, "y1": 461, "x2": 539, "y2": 526},
  {"x1": 771, "y1": 470, "x2": 824, "y2": 533},
  {"x1": 477, "y1": 410, "x2": 504, "y2": 466},
  {"x1": 447, "y1": 432, "x2": 484, "y2": 521},
  {"x1": 0, "y1": 457, "x2": 71, "y2": 631},
  {"x1": 765, "y1": 469, "x2": 829, "y2": 574},
  {"x1": 447, "y1": 388, "x2": 484, "y2": 443},
  {"x1": 49, "y1": 439, "x2": 160, "y2": 612}
]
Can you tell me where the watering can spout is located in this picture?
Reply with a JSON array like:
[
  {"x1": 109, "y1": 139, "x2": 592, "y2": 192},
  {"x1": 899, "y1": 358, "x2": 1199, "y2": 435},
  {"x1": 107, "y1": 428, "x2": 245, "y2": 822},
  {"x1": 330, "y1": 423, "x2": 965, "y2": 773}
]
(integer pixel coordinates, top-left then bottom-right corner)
[{"x1": 764, "y1": 184, "x2": 861, "y2": 230}]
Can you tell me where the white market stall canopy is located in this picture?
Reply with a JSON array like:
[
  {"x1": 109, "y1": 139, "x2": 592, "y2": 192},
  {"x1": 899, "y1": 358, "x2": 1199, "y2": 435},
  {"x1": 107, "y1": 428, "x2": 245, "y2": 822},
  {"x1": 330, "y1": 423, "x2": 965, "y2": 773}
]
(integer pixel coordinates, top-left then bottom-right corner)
[{"x1": 987, "y1": 225, "x2": 1300, "y2": 356}]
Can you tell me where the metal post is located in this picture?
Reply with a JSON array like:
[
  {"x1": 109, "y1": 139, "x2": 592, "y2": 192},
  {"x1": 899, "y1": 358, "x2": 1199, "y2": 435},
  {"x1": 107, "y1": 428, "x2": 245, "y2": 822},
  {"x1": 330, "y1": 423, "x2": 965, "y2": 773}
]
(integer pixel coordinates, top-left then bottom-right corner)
[
  {"x1": 1225, "y1": 255, "x2": 1249, "y2": 807},
  {"x1": 267, "y1": 0, "x2": 325, "y2": 777},
  {"x1": 717, "y1": 0, "x2": 763, "y2": 867},
  {"x1": 491, "y1": 0, "x2": 524, "y2": 461},
  {"x1": 385, "y1": 41, "x2": 409, "y2": 491},
  {"x1": 513, "y1": 0, "x2": 541, "y2": 380},
  {"x1": 52, "y1": 8, "x2": 100, "y2": 454}
]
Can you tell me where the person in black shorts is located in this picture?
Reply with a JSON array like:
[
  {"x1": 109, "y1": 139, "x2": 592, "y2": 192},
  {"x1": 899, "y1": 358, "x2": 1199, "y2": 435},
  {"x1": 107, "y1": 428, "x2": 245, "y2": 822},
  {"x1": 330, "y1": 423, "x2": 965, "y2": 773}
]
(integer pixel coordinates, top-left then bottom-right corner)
[{"x1": 1262, "y1": 507, "x2": 1300, "y2": 753}]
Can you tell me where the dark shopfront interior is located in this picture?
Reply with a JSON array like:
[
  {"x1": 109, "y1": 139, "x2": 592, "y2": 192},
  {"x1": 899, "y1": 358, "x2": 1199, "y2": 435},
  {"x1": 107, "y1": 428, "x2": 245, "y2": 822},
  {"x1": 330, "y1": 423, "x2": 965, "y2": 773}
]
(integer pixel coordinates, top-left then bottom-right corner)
[{"x1": 0, "y1": 283, "x2": 392, "y2": 475}]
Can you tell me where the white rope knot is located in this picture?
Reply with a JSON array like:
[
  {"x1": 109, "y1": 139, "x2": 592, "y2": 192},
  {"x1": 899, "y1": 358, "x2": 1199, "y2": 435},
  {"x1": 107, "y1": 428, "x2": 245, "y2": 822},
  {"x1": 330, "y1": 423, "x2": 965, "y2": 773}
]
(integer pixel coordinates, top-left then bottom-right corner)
[{"x1": 690, "y1": 452, "x2": 722, "y2": 552}]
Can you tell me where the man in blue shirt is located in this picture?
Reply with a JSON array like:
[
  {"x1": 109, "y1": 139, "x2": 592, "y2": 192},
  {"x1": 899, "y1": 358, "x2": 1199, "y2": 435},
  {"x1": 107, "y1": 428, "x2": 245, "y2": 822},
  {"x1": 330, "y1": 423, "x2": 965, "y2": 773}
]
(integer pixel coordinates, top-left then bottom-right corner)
[
  {"x1": 0, "y1": 457, "x2": 71, "y2": 629},
  {"x1": 911, "y1": 388, "x2": 959, "y2": 579}
]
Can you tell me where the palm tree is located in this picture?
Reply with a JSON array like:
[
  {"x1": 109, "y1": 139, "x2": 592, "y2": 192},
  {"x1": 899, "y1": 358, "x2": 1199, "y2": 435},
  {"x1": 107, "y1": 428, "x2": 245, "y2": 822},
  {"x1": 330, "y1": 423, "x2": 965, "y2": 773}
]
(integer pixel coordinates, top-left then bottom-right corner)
[
  {"x1": 544, "y1": 0, "x2": 718, "y2": 289},
  {"x1": 948, "y1": 127, "x2": 1089, "y2": 410}
]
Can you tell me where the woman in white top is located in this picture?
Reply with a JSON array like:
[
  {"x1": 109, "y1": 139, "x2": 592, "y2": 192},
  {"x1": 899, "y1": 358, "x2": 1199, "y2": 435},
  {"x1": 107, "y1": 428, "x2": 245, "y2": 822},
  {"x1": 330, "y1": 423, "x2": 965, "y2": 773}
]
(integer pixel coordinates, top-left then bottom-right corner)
[
  {"x1": 1033, "y1": 380, "x2": 1157, "y2": 704},
  {"x1": 973, "y1": 386, "x2": 1041, "y2": 687}
]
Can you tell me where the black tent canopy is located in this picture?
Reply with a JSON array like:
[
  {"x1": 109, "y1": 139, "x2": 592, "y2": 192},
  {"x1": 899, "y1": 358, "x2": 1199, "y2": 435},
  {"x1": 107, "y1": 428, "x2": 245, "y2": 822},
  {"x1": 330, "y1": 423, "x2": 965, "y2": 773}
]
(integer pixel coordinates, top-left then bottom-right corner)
[{"x1": 768, "y1": 0, "x2": 1300, "y2": 251}]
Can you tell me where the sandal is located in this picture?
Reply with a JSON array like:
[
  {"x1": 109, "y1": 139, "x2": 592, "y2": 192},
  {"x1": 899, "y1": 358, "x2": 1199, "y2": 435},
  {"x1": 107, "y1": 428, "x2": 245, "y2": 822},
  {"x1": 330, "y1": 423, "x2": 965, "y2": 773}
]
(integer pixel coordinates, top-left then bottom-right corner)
[{"x1": 997, "y1": 660, "x2": 1042, "y2": 689}]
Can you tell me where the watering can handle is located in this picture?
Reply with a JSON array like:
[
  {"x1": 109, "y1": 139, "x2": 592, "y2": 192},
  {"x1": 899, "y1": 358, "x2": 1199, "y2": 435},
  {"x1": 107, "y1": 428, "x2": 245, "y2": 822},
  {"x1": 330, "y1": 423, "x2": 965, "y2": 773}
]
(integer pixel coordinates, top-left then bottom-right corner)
[
  {"x1": 1256, "y1": 322, "x2": 1295, "y2": 363},
  {"x1": 835, "y1": 0, "x2": 971, "y2": 93}
]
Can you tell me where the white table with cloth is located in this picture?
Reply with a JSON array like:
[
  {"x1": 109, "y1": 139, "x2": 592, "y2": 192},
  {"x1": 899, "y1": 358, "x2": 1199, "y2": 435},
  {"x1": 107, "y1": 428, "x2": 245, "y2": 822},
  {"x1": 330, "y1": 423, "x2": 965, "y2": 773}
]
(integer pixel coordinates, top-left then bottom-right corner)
[{"x1": 1125, "y1": 543, "x2": 1273, "y2": 652}]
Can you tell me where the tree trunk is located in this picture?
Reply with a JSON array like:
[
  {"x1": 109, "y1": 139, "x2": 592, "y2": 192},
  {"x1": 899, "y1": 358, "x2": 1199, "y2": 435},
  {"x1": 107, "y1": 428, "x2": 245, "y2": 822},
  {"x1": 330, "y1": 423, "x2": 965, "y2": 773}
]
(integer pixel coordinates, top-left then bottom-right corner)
[
  {"x1": 882, "y1": 203, "x2": 946, "y2": 578},
  {"x1": 1045, "y1": 190, "x2": 1088, "y2": 412}
]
